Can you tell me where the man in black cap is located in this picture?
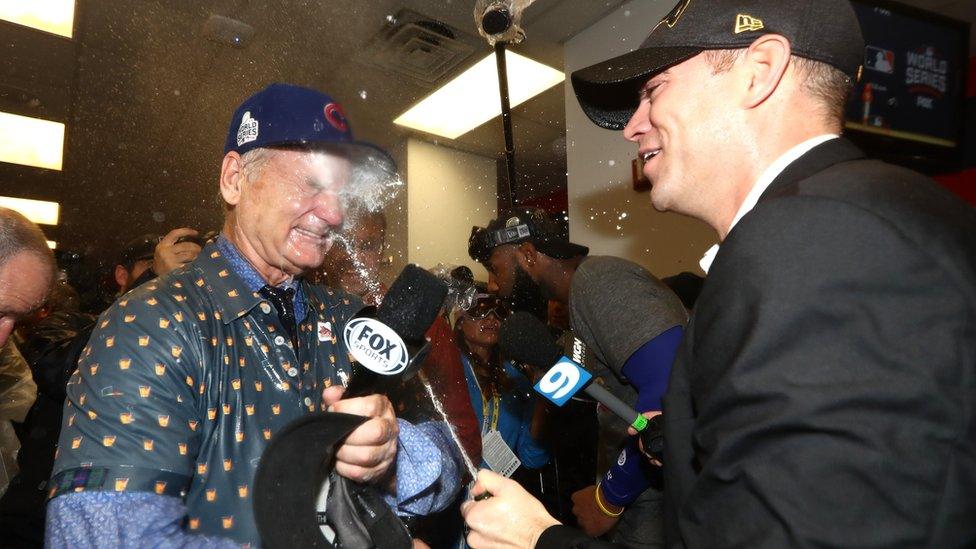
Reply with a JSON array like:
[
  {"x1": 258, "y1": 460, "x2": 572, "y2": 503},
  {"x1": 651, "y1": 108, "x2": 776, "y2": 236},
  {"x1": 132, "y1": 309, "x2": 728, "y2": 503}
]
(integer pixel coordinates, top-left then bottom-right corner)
[
  {"x1": 470, "y1": 209, "x2": 688, "y2": 548},
  {"x1": 46, "y1": 84, "x2": 461, "y2": 547},
  {"x1": 114, "y1": 228, "x2": 204, "y2": 299},
  {"x1": 469, "y1": 208, "x2": 586, "y2": 320},
  {"x1": 464, "y1": 0, "x2": 976, "y2": 547}
]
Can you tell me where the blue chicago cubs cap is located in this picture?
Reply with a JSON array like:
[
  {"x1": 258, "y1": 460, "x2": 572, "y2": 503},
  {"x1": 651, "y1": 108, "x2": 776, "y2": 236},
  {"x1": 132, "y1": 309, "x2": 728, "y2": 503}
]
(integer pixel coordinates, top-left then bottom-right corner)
[{"x1": 224, "y1": 83, "x2": 394, "y2": 170}]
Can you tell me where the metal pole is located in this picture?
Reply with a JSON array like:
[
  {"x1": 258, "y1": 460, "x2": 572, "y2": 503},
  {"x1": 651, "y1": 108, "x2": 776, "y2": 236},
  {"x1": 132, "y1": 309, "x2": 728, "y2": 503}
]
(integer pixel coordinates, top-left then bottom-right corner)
[{"x1": 494, "y1": 41, "x2": 517, "y2": 210}]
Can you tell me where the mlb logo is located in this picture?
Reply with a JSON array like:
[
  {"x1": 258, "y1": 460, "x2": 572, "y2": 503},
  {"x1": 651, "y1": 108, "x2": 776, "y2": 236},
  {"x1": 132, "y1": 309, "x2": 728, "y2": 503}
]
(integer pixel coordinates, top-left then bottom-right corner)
[{"x1": 865, "y1": 46, "x2": 895, "y2": 74}]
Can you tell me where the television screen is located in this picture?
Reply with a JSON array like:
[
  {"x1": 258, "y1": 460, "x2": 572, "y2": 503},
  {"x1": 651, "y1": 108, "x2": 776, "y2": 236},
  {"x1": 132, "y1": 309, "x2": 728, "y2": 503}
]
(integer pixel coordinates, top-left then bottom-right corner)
[{"x1": 844, "y1": 0, "x2": 969, "y2": 171}]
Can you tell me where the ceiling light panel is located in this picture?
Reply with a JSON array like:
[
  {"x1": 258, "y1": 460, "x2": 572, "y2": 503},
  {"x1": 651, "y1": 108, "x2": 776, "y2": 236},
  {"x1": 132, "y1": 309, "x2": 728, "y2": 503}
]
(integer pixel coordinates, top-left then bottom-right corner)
[
  {"x1": 394, "y1": 50, "x2": 565, "y2": 139},
  {"x1": 0, "y1": 0, "x2": 75, "y2": 38},
  {"x1": 0, "y1": 111, "x2": 65, "y2": 171},
  {"x1": 0, "y1": 196, "x2": 61, "y2": 225}
]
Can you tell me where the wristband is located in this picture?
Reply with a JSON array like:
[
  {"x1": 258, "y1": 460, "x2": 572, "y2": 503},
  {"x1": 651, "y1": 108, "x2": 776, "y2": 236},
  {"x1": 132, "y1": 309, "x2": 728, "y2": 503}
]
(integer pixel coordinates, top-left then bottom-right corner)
[{"x1": 594, "y1": 483, "x2": 623, "y2": 517}]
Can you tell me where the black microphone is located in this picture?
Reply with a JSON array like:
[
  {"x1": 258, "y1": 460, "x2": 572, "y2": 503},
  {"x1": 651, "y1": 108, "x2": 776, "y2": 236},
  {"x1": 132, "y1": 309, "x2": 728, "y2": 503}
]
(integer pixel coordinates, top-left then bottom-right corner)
[
  {"x1": 499, "y1": 311, "x2": 664, "y2": 462},
  {"x1": 342, "y1": 264, "x2": 447, "y2": 398}
]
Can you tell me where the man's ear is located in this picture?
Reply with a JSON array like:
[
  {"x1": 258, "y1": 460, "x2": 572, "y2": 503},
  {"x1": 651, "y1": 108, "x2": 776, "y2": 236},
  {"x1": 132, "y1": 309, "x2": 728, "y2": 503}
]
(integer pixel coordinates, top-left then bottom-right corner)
[
  {"x1": 114, "y1": 264, "x2": 129, "y2": 290},
  {"x1": 516, "y1": 242, "x2": 539, "y2": 273},
  {"x1": 219, "y1": 151, "x2": 246, "y2": 207},
  {"x1": 740, "y1": 34, "x2": 792, "y2": 109}
]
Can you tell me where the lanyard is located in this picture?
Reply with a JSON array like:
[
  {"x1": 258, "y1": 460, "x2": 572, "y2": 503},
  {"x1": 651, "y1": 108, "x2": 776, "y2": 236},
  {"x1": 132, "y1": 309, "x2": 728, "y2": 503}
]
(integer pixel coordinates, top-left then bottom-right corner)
[{"x1": 465, "y1": 356, "x2": 500, "y2": 434}]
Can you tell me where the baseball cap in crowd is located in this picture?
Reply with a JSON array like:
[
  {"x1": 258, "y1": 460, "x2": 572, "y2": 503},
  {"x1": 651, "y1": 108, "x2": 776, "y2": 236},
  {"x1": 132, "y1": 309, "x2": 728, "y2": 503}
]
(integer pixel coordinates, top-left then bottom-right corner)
[
  {"x1": 224, "y1": 83, "x2": 396, "y2": 173},
  {"x1": 468, "y1": 208, "x2": 588, "y2": 263},
  {"x1": 118, "y1": 234, "x2": 159, "y2": 267},
  {"x1": 572, "y1": 0, "x2": 865, "y2": 130}
]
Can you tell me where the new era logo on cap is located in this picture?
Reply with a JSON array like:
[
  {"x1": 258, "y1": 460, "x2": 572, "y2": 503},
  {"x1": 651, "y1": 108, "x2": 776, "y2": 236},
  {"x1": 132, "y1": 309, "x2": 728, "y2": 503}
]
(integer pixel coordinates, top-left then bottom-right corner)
[{"x1": 734, "y1": 14, "x2": 764, "y2": 34}]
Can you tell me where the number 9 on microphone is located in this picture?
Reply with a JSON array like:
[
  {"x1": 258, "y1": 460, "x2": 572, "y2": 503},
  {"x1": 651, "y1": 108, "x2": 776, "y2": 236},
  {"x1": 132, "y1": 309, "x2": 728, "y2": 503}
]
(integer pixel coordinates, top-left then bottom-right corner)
[{"x1": 534, "y1": 357, "x2": 592, "y2": 406}]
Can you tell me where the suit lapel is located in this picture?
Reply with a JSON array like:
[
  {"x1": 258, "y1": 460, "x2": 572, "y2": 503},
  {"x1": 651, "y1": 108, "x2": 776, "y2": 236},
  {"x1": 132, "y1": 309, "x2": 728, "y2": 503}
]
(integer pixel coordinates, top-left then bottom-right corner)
[{"x1": 759, "y1": 137, "x2": 866, "y2": 203}]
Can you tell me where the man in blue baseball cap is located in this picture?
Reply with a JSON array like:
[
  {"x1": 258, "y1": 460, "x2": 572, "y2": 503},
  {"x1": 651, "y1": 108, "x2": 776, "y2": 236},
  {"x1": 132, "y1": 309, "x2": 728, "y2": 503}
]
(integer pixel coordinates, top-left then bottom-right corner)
[{"x1": 46, "y1": 83, "x2": 462, "y2": 547}]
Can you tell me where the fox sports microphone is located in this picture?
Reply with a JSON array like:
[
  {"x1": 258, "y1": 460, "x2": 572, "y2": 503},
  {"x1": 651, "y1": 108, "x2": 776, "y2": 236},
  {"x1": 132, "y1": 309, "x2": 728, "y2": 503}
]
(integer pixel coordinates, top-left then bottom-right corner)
[
  {"x1": 499, "y1": 311, "x2": 664, "y2": 461},
  {"x1": 342, "y1": 264, "x2": 447, "y2": 398}
]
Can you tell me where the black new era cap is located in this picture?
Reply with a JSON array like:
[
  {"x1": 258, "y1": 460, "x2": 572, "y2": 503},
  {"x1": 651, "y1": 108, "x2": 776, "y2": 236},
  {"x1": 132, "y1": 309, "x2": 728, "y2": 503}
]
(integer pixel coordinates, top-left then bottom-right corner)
[
  {"x1": 469, "y1": 208, "x2": 588, "y2": 263},
  {"x1": 572, "y1": 0, "x2": 865, "y2": 130}
]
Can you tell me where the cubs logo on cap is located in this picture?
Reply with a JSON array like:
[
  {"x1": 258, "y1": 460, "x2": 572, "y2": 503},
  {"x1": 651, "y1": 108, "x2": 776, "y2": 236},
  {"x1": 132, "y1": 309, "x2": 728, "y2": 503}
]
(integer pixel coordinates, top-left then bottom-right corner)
[{"x1": 324, "y1": 102, "x2": 349, "y2": 132}]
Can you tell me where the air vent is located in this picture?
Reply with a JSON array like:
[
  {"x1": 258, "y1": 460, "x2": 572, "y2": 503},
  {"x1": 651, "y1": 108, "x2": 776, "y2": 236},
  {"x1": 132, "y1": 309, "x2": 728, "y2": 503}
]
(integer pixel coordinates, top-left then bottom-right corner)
[{"x1": 359, "y1": 10, "x2": 478, "y2": 84}]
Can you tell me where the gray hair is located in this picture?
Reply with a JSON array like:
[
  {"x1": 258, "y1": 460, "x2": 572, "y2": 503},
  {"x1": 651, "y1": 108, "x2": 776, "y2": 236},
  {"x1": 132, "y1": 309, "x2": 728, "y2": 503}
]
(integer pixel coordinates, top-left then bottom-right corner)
[
  {"x1": 221, "y1": 147, "x2": 276, "y2": 211},
  {"x1": 241, "y1": 147, "x2": 275, "y2": 184},
  {"x1": 0, "y1": 207, "x2": 56, "y2": 273}
]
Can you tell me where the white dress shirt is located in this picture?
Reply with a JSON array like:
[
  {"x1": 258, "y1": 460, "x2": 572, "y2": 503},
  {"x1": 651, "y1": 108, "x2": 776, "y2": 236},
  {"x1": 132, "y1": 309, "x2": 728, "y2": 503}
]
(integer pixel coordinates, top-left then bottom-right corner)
[{"x1": 699, "y1": 134, "x2": 839, "y2": 273}]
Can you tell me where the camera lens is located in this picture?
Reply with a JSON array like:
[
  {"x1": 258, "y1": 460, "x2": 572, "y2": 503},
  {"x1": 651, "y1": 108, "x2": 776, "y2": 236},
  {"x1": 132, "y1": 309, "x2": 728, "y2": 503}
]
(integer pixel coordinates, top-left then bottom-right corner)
[{"x1": 481, "y1": 7, "x2": 512, "y2": 35}]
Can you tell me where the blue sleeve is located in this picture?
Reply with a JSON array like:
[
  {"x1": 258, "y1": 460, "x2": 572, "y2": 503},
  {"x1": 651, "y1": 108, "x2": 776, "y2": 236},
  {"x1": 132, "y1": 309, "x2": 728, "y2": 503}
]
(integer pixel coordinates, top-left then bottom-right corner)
[
  {"x1": 45, "y1": 491, "x2": 240, "y2": 548},
  {"x1": 514, "y1": 394, "x2": 549, "y2": 469},
  {"x1": 601, "y1": 326, "x2": 683, "y2": 507},
  {"x1": 621, "y1": 325, "x2": 684, "y2": 412},
  {"x1": 388, "y1": 419, "x2": 462, "y2": 516},
  {"x1": 600, "y1": 440, "x2": 654, "y2": 507}
]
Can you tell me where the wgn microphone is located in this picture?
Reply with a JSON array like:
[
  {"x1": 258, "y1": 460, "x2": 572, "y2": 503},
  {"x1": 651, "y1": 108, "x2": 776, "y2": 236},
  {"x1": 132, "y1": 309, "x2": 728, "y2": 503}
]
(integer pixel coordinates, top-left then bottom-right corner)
[
  {"x1": 342, "y1": 264, "x2": 448, "y2": 398},
  {"x1": 499, "y1": 311, "x2": 664, "y2": 462}
]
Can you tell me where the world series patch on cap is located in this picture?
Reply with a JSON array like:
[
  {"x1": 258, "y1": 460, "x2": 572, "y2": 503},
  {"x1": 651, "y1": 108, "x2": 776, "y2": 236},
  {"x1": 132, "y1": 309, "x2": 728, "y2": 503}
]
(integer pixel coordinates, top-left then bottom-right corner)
[{"x1": 571, "y1": 0, "x2": 865, "y2": 130}]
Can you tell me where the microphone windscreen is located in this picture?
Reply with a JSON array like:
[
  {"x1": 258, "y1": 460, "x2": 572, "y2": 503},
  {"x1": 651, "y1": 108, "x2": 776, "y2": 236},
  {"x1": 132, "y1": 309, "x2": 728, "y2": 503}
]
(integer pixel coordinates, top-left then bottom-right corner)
[
  {"x1": 376, "y1": 264, "x2": 448, "y2": 345},
  {"x1": 499, "y1": 311, "x2": 562, "y2": 367}
]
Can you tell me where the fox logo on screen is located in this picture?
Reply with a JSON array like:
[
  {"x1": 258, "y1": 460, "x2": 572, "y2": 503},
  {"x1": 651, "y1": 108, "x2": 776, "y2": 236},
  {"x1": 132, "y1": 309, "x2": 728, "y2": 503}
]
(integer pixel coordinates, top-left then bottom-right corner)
[{"x1": 342, "y1": 318, "x2": 409, "y2": 375}]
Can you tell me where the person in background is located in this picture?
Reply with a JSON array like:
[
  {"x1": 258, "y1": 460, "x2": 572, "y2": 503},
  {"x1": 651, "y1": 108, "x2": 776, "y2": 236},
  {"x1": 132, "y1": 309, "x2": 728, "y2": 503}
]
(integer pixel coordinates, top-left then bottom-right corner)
[
  {"x1": 0, "y1": 207, "x2": 55, "y2": 542},
  {"x1": 1, "y1": 227, "x2": 204, "y2": 547},
  {"x1": 317, "y1": 206, "x2": 388, "y2": 307},
  {"x1": 454, "y1": 292, "x2": 549, "y2": 474},
  {"x1": 470, "y1": 209, "x2": 686, "y2": 547},
  {"x1": 0, "y1": 208, "x2": 55, "y2": 349},
  {"x1": 115, "y1": 228, "x2": 204, "y2": 298},
  {"x1": 469, "y1": 208, "x2": 599, "y2": 527}
]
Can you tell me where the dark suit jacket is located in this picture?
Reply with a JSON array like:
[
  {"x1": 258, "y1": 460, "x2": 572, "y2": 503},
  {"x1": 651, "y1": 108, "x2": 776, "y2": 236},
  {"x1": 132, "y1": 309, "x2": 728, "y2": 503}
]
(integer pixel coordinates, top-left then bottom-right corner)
[{"x1": 663, "y1": 138, "x2": 976, "y2": 548}]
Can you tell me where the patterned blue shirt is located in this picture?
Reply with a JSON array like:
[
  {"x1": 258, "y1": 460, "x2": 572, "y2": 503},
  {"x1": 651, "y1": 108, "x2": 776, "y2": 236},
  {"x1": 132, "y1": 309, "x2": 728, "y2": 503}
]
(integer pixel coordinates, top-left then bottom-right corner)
[
  {"x1": 46, "y1": 240, "x2": 461, "y2": 547},
  {"x1": 213, "y1": 236, "x2": 307, "y2": 325}
]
